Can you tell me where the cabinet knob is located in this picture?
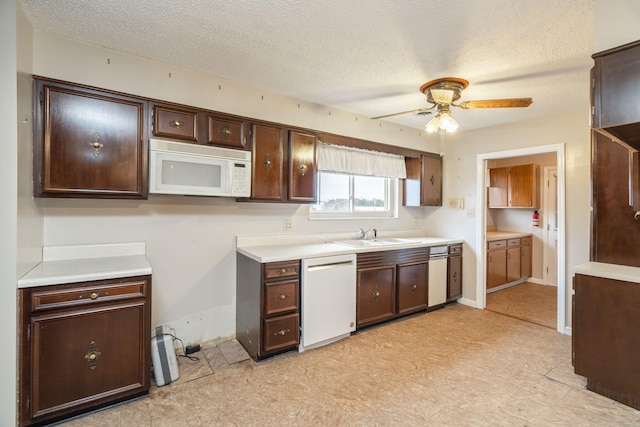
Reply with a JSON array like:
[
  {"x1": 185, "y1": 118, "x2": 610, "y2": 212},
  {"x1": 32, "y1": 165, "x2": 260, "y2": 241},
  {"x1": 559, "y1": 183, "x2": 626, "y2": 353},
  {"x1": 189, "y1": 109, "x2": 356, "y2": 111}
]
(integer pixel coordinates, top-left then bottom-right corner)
[
  {"x1": 373, "y1": 290, "x2": 380, "y2": 300},
  {"x1": 410, "y1": 283, "x2": 417, "y2": 291},
  {"x1": 275, "y1": 294, "x2": 287, "y2": 300},
  {"x1": 274, "y1": 328, "x2": 290, "y2": 336},
  {"x1": 430, "y1": 175, "x2": 435, "y2": 185},
  {"x1": 89, "y1": 133, "x2": 103, "y2": 157},
  {"x1": 299, "y1": 163, "x2": 308, "y2": 176},
  {"x1": 90, "y1": 292, "x2": 99, "y2": 300},
  {"x1": 222, "y1": 126, "x2": 232, "y2": 138},
  {"x1": 453, "y1": 272, "x2": 457, "y2": 281},
  {"x1": 170, "y1": 119, "x2": 184, "y2": 129},
  {"x1": 264, "y1": 153, "x2": 272, "y2": 171},
  {"x1": 280, "y1": 268, "x2": 287, "y2": 274},
  {"x1": 84, "y1": 341, "x2": 102, "y2": 370}
]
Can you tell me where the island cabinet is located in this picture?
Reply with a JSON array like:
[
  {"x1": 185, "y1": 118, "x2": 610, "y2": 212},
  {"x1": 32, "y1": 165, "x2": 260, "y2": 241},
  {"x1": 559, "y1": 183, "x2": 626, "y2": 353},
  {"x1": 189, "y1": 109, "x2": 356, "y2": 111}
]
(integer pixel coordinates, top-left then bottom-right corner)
[
  {"x1": 573, "y1": 273, "x2": 640, "y2": 410},
  {"x1": 34, "y1": 78, "x2": 148, "y2": 199},
  {"x1": 236, "y1": 253, "x2": 300, "y2": 361},
  {"x1": 356, "y1": 247, "x2": 429, "y2": 328},
  {"x1": 19, "y1": 276, "x2": 151, "y2": 427},
  {"x1": 403, "y1": 153, "x2": 443, "y2": 206},
  {"x1": 447, "y1": 244, "x2": 463, "y2": 302},
  {"x1": 150, "y1": 102, "x2": 247, "y2": 149},
  {"x1": 248, "y1": 124, "x2": 316, "y2": 203},
  {"x1": 488, "y1": 164, "x2": 540, "y2": 208}
]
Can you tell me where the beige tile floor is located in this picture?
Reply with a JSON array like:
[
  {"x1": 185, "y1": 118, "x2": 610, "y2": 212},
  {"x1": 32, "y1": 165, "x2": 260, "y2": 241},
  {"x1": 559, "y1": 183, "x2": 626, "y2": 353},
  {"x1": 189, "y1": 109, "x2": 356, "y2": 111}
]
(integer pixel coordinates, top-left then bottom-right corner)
[
  {"x1": 61, "y1": 304, "x2": 640, "y2": 426},
  {"x1": 486, "y1": 282, "x2": 557, "y2": 329}
]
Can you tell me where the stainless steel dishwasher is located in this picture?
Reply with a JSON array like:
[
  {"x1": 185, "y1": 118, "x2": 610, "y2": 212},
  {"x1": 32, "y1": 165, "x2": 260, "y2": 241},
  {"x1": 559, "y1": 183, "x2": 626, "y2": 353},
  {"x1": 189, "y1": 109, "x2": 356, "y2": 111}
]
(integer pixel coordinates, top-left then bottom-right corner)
[
  {"x1": 300, "y1": 254, "x2": 356, "y2": 352},
  {"x1": 428, "y1": 246, "x2": 448, "y2": 309}
]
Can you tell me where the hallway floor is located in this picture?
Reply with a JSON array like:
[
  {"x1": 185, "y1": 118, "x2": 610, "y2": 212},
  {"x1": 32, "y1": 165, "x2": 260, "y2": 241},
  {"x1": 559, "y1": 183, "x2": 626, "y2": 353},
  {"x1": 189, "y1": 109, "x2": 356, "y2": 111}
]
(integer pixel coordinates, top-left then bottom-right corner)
[
  {"x1": 61, "y1": 304, "x2": 639, "y2": 426},
  {"x1": 486, "y1": 282, "x2": 557, "y2": 329}
]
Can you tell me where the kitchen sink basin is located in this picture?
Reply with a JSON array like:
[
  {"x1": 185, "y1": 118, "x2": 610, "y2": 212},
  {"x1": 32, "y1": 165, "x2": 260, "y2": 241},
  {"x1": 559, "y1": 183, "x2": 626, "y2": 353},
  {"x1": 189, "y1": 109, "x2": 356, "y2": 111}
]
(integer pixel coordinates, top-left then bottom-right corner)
[{"x1": 332, "y1": 238, "x2": 416, "y2": 248}]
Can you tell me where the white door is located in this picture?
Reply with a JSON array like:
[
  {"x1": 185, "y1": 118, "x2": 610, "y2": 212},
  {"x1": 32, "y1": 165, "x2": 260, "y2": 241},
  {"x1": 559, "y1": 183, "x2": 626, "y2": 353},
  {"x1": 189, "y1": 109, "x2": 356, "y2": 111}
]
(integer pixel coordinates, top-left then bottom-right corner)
[{"x1": 543, "y1": 167, "x2": 558, "y2": 286}]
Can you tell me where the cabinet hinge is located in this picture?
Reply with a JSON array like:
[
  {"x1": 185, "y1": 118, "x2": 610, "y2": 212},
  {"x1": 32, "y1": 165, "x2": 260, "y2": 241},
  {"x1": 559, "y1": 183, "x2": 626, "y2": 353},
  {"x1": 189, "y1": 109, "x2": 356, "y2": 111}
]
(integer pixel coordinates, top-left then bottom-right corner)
[
  {"x1": 27, "y1": 323, "x2": 31, "y2": 341},
  {"x1": 592, "y1": 78, "x2": 595, "y2": 88},
  {"x1": 26, "y1": 394, "x2": 30, "y2": 412}
]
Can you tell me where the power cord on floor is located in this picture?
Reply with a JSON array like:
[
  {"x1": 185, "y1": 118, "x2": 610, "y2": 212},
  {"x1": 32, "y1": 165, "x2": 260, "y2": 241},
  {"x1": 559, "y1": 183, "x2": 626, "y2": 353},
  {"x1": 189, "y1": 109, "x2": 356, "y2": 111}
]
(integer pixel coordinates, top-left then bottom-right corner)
[{"x1": 153, "y1": 330, "x2": 200, "y2": 362}]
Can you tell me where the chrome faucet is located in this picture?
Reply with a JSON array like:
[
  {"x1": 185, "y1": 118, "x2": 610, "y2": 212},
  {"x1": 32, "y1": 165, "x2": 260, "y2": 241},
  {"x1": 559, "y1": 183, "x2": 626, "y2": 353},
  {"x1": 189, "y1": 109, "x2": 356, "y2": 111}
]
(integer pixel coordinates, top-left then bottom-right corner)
[
  {"x1": 359, "y1": 228, "x2": 377, "y2": 239},
  {"x1": 359, "y1": 228, "x2": 366, "y2": 239}
]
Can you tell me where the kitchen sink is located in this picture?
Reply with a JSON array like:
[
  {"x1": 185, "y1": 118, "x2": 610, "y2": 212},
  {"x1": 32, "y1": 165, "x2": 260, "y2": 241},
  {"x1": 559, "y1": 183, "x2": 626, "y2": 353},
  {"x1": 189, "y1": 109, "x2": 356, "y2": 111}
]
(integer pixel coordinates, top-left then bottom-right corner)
[{"x1": 332, "y1": 238, "x2": 417, "y2": 248}]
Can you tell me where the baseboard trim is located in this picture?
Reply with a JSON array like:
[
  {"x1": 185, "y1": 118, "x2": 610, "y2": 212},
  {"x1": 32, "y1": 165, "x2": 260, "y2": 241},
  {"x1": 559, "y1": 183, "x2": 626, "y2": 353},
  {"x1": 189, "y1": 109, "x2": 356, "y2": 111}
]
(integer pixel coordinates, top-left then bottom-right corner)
[{"x1": 457, "y1": 298, "x2": 477, "y2": 308}]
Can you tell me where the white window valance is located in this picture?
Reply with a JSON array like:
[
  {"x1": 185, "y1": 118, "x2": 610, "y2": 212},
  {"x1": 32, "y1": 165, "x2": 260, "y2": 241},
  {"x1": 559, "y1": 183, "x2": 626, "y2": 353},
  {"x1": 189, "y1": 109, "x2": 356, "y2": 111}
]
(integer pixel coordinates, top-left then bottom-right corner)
[{"x1": 316, "y1": 142, "x2": 407, "y2": 179}]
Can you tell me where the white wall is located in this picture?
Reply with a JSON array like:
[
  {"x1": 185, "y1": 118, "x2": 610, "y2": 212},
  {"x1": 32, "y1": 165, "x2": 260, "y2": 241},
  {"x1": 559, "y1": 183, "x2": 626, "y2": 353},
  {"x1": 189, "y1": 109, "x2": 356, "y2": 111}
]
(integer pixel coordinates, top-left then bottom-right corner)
[
  {"x1": 428, "y1": 108, "x2": 592, "y2": 327},
  {"x1": 33, "y1": 34, "x2": 438, "y2": 345}
]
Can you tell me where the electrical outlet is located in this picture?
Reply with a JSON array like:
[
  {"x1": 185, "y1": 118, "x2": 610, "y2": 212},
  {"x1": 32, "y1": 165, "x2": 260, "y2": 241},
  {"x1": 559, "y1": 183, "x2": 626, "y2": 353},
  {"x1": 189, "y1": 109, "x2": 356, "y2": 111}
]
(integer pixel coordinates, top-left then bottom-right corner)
[
  {"x1": 283, "y1": 220, "x2": 293, "y2": 231},
  {"x1": 466, "y1": 209, "x2": 475, "y2": 218}
]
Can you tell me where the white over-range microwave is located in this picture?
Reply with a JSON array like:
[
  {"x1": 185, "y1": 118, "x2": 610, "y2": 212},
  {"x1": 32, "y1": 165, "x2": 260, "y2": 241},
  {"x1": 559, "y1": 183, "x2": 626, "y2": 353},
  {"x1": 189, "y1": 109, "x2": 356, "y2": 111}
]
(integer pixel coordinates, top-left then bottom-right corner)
[{"x1": 149, "y1": 138, "x2": 252, "y2": 197}]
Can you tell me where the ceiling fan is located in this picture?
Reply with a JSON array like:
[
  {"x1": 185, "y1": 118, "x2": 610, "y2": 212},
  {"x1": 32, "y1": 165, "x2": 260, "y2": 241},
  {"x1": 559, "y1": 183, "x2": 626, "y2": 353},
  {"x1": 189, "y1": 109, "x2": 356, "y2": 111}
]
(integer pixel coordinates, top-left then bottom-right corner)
[{"x1": 371, "y1": 77, "x2": 533, "y2": 132}]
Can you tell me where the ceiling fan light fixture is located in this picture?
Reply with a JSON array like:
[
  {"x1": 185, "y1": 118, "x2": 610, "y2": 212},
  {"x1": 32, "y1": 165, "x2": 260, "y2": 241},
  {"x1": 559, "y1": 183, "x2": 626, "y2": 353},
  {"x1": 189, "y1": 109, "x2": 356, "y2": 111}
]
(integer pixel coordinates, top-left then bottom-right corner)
[
  {"x1": 425, "y1": 115, "x2": 440, "y2": 133},
  {"x1": 439, "y1": 111, "x2": 459, "y2": 132},
  {"x1": 430, "y1": 88, "x2": 454, "y2": 105}
]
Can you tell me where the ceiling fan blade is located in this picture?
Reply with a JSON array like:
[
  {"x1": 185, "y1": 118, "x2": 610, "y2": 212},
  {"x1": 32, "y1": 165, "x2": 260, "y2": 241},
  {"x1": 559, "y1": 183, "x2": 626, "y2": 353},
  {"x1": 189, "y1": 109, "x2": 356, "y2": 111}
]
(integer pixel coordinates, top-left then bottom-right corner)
[
  {"x1": 457, "y1": 98, "x2": 533, "y2": 109},
  {"x1": 371, "y1": 107, "x2": 434, "y2": 119}
]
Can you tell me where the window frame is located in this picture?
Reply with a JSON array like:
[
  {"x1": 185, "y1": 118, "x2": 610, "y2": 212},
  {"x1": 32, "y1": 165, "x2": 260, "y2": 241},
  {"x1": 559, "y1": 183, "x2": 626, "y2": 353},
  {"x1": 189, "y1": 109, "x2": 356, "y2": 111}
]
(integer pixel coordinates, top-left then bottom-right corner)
[{"x1": 309, "y1": 171, "x2": 398, "y2": 220}]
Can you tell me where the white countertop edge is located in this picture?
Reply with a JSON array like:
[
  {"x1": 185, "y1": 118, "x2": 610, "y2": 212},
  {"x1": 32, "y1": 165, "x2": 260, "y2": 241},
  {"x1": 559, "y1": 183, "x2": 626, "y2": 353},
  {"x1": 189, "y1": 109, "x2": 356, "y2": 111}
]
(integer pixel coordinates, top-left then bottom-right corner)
[
  {"x1": 18, "y1": 253, "x2": 152, "y2": 289},
  {"x1": 43, "y1": 242, "x2": 146, "y2": 261},
  {"x1": 572, "y1": 261, "x2": 640, "y2": 284},
  {"x1": 237, "y1": 237, "x2": 464, "y2": 263}
]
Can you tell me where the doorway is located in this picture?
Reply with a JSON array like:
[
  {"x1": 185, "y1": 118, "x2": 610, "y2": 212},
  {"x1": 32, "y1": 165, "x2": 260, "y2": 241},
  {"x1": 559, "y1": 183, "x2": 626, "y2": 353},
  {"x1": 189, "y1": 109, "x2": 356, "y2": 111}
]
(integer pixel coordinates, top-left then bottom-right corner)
[{"x1": 475, "y1": 144, "x2": 567, "y2": 334}]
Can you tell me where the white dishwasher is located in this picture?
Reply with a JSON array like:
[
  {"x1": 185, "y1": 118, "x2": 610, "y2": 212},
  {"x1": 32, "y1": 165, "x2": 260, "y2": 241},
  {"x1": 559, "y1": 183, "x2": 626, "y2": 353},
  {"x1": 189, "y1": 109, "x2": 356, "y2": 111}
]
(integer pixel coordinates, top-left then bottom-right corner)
[
  {"x1": 428, "y1": 246, "x2": 448, "y2": 308},
  {"x1": 300, "y1": 254, "x2": 356, "y2": 352}
]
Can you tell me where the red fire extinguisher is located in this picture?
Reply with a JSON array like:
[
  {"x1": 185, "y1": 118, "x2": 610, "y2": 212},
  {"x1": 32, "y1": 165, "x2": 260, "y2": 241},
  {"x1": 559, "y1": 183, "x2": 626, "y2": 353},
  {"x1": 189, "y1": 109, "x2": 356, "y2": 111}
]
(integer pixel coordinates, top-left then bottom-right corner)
[{"x1": 532, "y1": 210, "x2": 539, "y2": 227}]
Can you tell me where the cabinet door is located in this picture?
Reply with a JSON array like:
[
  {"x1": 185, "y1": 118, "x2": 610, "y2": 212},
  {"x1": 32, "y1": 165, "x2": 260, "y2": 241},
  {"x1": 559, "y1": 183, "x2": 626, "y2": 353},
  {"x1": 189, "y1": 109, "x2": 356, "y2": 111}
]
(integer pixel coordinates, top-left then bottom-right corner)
[
  {"x1": 357, "y1": 265, "x2": 396, "y2": 328},
  {"x1": 487, "y1": 249, "x2": 507, "y2": 289},
  {"x1": 250, "y1": 123, "x2": 284, "y2": 200},
  {"x1": 35, "y1": 81, "x2": 147, "y2": 198},
  {"x1": 207, "y1": 114, "x2": 245, "y2": 149},
  {"x1": 521, "y1": 238, "x2": 532, "y2": 278},
  {"x1": 152, "y1": 104, "x2": 198, "y2": 142},
  {"x1": 29, "y1": 302, "x2": 147, "y2": 422},
  {"x1": 397, "y1": 262, "x2": 427, "y2": 315},
  {"x1": 288, "y1": 131, "x2": 316, "y2": 202},
  {"x1": 447, "y1": 255, "x2": 462, "y2": 301},
  {"x1": 403, "y1": 157, "x2": 422, "y2": 206},
  {"x1": 509, "y1": 164, "x2": 537, "y2": 207},
  {"x1": 506, "y1": 246, "x2": 521, "y2": 282},
  {"x1": 421, "y1": 154, "x2": 443, "y2": 206},
  {"x1": 488, "y1": 167, "x2": 508, "y2": 207}
]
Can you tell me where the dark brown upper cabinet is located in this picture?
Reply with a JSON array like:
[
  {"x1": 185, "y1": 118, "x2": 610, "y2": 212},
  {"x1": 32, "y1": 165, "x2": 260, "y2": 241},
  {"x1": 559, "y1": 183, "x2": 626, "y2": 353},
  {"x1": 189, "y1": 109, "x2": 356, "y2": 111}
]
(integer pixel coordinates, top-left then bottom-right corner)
[
  {"x1": 592, "y1": 40, "x2": 640, "y2": 150},
  {"x1": 151, "y1": 104, "x2": 198, "y2": 142},
  {"x1": 248, "y1": 124, "x2": 316, "y2": 203},
  {"x1": 34, "y1": 78, "x2": 148, "y2": 199},
  {"x1": 403, "y1": 153, "x2": 443, "y2": 206}
]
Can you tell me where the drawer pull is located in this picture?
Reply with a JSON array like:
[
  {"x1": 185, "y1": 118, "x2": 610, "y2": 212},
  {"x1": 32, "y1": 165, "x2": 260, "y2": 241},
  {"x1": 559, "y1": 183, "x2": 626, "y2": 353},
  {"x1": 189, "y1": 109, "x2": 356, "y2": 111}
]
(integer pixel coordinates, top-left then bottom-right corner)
[
  {"x1": 84, "y1": 341, "x2": 102, "y2": 370},
  {"x1": 90, "y1": 292, "x2": 99, "y2": 300},
  {"x1": 280, "y1": 268, "x2": 287, "y2": 274},
  {"x1": 274, "y1": 328, "x2": 290, "y2": 336},
  {"x1": 275, "y1": 294, "x2": 287, "y2": 300},
  {"x1": 222, "y1": 126, "x2": 232, "y2": 137},
  {"x1": 373, "y1": 290, "x2": 380, "y2": 300},
  {"x1": 170, "y1": 119, "x2": 184, "y2": 129}
]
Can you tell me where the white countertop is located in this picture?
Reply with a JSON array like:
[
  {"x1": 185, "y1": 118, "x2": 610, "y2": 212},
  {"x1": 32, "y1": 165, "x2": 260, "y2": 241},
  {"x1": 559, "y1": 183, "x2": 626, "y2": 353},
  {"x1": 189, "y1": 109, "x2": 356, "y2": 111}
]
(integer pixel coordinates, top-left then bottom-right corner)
[
  {"x1": 572, "y1": 262, "x2": 640, "y2": 284},
  {"x1": 237, "y1": 236, "x2": 463, "y2": 263},
  {"x1": 18, "y1": 242, "x2": 152, "y2": 288},
  {"x1": 486, "y1": 231, "x2": 533, "y2": 241}
]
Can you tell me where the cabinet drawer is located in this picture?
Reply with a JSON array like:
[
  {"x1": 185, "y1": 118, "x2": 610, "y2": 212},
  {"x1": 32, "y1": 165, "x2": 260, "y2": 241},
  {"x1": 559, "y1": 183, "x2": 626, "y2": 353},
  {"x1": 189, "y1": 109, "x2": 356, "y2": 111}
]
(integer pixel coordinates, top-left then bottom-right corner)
[
  {"x1": 448, "y1": 244, "x2": 462, "y2": 255},
  {"x1": 263, "y1": 313, "x2": 299, "y2": 352},
  {"x1": 264, "y1": 279, "x2": 299, "y2": 315},
  {"x1": 521, "y1": 236, "x2": 531, "y2": 246},
  {"x1": 31, "y1": 280, "x2": 147, "y2": 312},
  {"x1": 507, "y1": 238, "x2": 521, "y2": 247},
  {"x1": 207, "y1": 115, "x2": 245, "y2": 148},
  {"x1": 264, "y1": 261, "x2": 299, "y2": 280},
  {"x1": 153, "y1": 105, "x2": 198, "y2": 142},
  {"x1": 488, "y1": 240, "x2": 506, "y2": 250}
]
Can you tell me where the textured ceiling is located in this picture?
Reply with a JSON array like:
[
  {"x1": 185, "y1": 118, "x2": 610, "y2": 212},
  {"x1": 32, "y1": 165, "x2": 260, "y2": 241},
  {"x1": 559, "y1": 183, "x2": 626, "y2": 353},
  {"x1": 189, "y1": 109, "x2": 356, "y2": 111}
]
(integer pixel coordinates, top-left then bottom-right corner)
[{"x1": 19, "y1": 0, "x2": 595, "y2": 131}]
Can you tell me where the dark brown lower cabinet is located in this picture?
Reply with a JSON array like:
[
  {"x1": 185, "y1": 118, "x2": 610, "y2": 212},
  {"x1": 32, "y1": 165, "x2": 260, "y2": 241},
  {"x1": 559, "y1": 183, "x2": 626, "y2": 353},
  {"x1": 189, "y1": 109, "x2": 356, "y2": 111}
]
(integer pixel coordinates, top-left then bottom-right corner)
[
  {"x1": 357, "y1": 265, "x2": 396, "y2": 328},
  {"x1": 447, "y1": 244, "x2": 463, "y2": 302},
  {"x1": 397, "y1": 262, "x2": 428, "y2": 315},
  {"x1": 573, "y1": 273, "x2": 640, "y2": 410},
  {"x1": 236, "y1": 254, "x2": 300, "y2": 361},
  {"x1": 19, "y1": 276, "x2": 151, "y2": 427}
]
